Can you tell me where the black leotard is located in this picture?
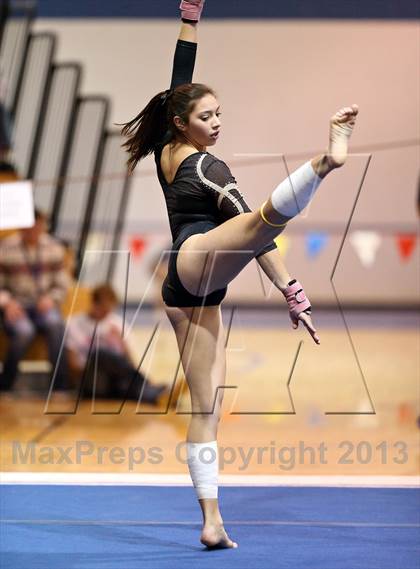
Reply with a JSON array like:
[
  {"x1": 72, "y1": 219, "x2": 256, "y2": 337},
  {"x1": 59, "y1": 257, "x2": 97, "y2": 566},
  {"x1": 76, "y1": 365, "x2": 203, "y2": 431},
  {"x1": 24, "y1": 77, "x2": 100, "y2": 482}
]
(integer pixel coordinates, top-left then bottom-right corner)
[{"x1": 156, "y1": 40, "x2": 276, "y2": 307}]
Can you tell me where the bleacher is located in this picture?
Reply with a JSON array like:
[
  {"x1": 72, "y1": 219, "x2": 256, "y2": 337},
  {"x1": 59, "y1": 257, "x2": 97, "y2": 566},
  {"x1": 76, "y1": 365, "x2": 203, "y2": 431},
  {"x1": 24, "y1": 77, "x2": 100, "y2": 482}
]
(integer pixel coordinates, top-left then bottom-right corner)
[{"x1": 0, "y1": 0, "x2": 131, "y2": 368}]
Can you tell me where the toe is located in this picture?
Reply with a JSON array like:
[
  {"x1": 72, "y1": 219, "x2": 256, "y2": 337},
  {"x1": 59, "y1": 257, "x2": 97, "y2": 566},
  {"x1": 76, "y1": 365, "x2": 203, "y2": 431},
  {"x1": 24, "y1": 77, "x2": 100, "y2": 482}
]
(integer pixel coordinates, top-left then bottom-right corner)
[
  {"x1": 334, "y1": 105, "x2": 359, "y2": 124},
  {"x1": 331, "y1": 110, "x2": 343, "y2": 122},
  {"x1": 204, "y1": 538, "x2": 238, "y2": 550}
]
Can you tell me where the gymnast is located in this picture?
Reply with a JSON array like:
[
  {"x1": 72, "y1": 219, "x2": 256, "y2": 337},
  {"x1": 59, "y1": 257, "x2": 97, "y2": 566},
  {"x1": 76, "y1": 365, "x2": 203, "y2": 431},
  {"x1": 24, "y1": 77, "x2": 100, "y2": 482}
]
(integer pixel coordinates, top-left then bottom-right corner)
[{"x1": 121, "y1": 0, "x2": 358, "y2": 549}]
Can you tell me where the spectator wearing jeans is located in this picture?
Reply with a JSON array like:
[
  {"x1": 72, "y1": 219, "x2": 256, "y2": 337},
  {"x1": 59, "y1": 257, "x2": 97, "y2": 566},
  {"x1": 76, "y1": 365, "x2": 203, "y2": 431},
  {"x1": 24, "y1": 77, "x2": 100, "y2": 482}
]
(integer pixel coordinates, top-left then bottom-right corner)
[
  {"x1": 65, "y1": 284, "x2": 168, "y2": 405},
  {"x1": 0, "y1": 209, "x2": 72, "y2": 392}
]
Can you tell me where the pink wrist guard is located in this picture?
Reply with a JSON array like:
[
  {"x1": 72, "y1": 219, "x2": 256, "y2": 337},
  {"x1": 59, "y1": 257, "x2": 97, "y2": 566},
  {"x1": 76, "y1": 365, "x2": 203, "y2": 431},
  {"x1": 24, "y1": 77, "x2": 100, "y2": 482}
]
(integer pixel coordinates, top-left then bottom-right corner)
[
  {"x1": 180, "y1": 0, "x2": 205, "y2": 22},
  {"x1": 283, "y1": 280, "x2": 311, "y2": 318}
]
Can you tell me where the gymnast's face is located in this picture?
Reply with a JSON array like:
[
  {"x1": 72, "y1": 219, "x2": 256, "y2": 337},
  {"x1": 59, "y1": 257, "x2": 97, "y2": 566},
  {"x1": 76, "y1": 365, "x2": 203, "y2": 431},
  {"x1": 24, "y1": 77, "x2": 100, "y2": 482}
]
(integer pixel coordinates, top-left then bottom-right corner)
[{"x1": 175, "y1": 94, "x2": 221, "y2": 148}]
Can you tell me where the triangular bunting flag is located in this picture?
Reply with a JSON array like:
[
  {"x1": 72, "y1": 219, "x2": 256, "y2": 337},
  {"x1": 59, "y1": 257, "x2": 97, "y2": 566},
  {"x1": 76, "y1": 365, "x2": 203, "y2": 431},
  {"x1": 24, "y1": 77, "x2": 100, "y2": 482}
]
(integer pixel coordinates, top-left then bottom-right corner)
[
  {"x1": 350, "y1": 231, "x2": 381, "y2": 268},
  {"x1": 130, "y1": 235, "x2": 147, "y2": 260},
  {"x1": 85, "y1": 233, "x2": 104, "y2": 252},
  {"x1": 396, "y1": 234, "x2": 417, "y2": 261},
  {"x1": 274, "y1": 234, "x2": 290, "y2": 258},
  {"x1": 82, "y1": 233, "x2": 105, "y2": 269},
  {"x1": 306, "y1": 232, "x2": 328, "y2": 259}
]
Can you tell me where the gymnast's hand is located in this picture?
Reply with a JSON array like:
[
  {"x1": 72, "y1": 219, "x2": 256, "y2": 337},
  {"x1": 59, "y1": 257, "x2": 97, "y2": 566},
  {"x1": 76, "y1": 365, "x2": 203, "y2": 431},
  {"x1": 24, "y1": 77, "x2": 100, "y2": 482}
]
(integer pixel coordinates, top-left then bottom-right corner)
[
  {"x1": 283, "y1": 280, "x2": 320, "y2": 345},
  {"x1": 292, "y1": 310, "x2": 320, "y2": 345}
]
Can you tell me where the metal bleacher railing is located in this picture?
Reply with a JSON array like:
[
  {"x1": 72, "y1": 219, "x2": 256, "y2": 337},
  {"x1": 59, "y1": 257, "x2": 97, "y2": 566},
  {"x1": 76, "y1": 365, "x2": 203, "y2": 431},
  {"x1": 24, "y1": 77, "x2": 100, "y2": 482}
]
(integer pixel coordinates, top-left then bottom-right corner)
[{"x1": 0, "y1": 0, "x2": 131, "y2": 284}]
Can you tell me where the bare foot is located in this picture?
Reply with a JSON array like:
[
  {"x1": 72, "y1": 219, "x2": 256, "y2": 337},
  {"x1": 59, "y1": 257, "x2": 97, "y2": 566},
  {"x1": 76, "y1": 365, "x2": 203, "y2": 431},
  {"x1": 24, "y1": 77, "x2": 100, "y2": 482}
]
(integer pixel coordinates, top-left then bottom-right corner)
[
  {"x1": 327, "y1": 104, "x2": 359, "y2": 168},
  {"x1": 201, "y1": 523, "x2": 238, "y2": 549}
]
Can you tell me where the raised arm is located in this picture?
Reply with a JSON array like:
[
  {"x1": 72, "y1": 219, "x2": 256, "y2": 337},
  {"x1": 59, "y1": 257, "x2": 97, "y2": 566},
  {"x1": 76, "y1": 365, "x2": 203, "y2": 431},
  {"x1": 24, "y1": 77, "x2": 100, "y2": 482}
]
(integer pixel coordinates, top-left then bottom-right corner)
[{"x1": 170, "y1": 1, "x2": 206, "y2": 89}]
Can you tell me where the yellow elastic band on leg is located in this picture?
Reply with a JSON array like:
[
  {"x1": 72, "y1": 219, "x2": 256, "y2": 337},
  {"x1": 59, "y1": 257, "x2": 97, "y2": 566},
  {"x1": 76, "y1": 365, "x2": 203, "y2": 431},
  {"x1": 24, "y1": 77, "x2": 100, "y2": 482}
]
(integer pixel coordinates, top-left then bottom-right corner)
[{"x1": 259, "y1": 201, "x2": 288, "y2": 228}]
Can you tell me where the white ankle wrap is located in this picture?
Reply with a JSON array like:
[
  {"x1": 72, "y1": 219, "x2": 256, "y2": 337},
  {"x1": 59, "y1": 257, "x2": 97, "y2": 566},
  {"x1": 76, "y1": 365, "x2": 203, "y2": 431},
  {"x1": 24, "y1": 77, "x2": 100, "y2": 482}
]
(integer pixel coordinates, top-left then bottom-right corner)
[
  {"x1": 271, "y1": 161, "x2": 322, "y2": 218},
  {"x1": 187, "y1": 440, "x2": 218, "y2": 499}
]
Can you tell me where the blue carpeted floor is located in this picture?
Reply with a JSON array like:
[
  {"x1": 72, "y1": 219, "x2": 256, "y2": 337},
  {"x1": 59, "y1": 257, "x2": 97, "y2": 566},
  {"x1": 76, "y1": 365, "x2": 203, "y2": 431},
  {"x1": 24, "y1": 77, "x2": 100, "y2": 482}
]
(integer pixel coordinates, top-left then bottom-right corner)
[{"x1": 1, "y1": 485, "x2": 419, "y2": 568}]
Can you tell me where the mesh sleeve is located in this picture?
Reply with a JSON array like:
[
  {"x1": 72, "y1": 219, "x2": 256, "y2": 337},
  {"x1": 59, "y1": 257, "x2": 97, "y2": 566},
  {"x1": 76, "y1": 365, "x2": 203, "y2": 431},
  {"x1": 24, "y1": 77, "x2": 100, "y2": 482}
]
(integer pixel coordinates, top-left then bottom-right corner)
[
  {"x1": 199, "y1": 156, "x2": 277, "y2": 257},
  {"x1": 200, "y1": 156, "x2": 252, "y2": 219}
]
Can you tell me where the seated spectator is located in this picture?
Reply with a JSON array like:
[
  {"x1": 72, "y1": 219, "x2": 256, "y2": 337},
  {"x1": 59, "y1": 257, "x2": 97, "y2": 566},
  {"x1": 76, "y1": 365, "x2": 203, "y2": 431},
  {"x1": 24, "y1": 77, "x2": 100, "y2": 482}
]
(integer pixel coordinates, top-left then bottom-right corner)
[
  {"x1": 0, "y1": 159, "x2": 15, "y2": 180},
  {"x1": 0, "y1": 209, "x2": 72, "y2": 393},
  {"x1": 65, "y1": 283, "x2": 168, "y2": 405},
  {"x1": 56, "y1": 238, "x2": 77, "y2": 279}
]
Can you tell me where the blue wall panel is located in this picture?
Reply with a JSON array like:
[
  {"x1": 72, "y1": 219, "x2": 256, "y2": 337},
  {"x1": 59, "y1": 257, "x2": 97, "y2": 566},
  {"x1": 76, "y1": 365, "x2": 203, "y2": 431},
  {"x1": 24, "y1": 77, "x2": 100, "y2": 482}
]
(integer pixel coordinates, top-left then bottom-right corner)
[{"x1": 37, "y1": 1, "x2": 420, "y2": 20}]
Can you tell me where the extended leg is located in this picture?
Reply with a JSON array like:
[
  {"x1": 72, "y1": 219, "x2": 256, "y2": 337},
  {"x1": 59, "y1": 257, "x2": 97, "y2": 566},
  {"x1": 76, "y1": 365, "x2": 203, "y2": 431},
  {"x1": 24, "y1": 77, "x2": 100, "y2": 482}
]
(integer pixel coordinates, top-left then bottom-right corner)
[{"x1": 177, "y1": 105, "x2": 359, "y2": 295}]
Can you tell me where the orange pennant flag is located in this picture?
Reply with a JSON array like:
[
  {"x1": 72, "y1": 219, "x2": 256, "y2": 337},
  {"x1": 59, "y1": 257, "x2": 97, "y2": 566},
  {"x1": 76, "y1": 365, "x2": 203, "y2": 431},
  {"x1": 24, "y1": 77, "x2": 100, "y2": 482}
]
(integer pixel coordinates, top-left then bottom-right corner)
[
  {"x1": 130, "y1": 236, "x2": 147, "y2": 259},
  {"x1": 396, "y1": 234, "x2": 417, "y2": 261},
  {"x1": 274, "y1": 234, "x2": 290, "y2": 258}
]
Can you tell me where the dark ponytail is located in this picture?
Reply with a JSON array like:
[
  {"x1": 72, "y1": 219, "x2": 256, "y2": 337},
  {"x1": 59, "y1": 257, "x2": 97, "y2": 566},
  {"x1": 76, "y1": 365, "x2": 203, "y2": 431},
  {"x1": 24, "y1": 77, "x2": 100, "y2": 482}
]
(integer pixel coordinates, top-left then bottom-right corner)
[
  {"x1": 121, "y1": 83, "x2": 216, "y2": 174},
  {"x1": 120, "y1": 90, "x2": 169, "y2": 174}
]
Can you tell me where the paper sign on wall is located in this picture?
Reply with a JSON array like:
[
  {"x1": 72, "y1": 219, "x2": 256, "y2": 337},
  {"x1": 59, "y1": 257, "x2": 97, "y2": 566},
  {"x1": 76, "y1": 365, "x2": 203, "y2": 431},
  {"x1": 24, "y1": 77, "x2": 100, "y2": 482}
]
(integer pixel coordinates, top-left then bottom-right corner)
[{"x1": 0, "y1": 180, "x2": 34, "y2": 230}]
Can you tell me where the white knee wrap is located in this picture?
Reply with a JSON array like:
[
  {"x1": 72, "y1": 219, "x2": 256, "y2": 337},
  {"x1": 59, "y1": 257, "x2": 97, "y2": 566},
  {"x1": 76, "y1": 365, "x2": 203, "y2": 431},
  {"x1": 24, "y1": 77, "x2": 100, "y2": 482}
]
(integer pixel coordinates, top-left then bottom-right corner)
[
  {"x1": 187, "y1": 440, "x2": 218, "y2": 500},
  {"x1": 271, "y1": 161, "x2": 322, "y2": 218}
]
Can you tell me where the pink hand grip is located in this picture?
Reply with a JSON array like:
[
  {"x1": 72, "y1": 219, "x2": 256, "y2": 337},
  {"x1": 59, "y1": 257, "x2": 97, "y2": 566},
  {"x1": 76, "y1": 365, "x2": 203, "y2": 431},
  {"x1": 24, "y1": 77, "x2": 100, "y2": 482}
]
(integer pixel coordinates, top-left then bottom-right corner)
[
  {"x1": 283, "y1": 280, "x2": 311, "y2": 319},
  {"x1": 180, "y1": 0, "x2": 205, "y2": 22}
]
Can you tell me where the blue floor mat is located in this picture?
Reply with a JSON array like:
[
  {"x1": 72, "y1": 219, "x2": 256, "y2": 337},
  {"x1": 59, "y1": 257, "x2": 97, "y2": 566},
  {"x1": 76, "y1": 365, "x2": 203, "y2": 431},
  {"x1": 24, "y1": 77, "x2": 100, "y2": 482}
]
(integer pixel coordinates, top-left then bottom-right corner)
[{"x1": 1, "y1": 485, "x2": 419, "y2": 569}]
